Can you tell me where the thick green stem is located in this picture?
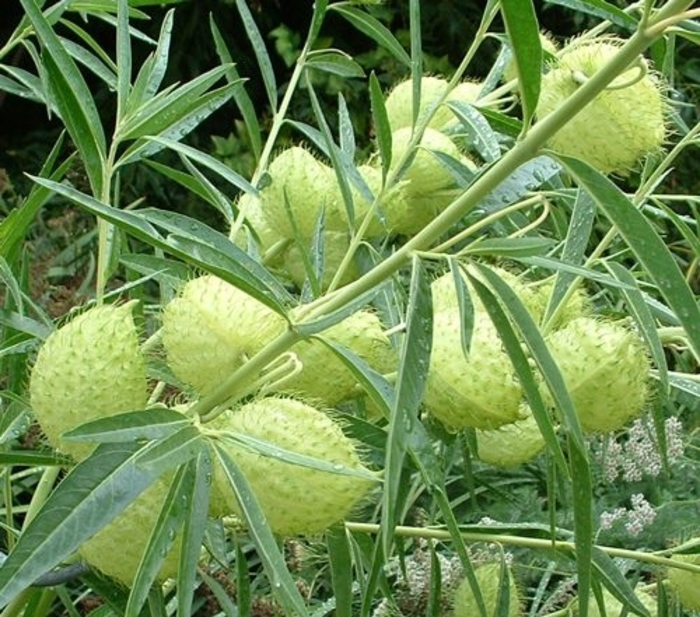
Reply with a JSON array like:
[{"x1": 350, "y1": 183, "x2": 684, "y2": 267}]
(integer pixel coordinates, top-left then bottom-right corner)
[{"x1": 344, "y1": 522, "x2": 700, "y2": 574}]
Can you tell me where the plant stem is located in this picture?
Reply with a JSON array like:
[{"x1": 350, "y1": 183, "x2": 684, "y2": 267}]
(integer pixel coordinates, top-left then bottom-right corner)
[{"x1": 344, "y1": 522, "x2": 700, "y2": 574}]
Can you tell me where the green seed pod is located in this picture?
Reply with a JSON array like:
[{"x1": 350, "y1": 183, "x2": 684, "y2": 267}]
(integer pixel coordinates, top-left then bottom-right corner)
[
  {"x1": 384, "y1": 75, "x2": 452, "y2": 132},
  {"x1": 668, "y1": 552, "x2": 700, "y2": 611},
  {"x1": 537, "y1": 37, "x2": 667, "y2": 174},
  {"x1": 476, "y1": 405, "x2": 549, "y2": 468},
  {"x1": 522, "y1": 278, "x2": 592, "y2": 328},
  {"x1": 261, "y1": 147, "x2": 345, "y2": 240},
  {"x1": 431, "y1": 264, "x2": 527, "y2": 315},
  {"x1": 390, "y1": 127, "x2": 463, "y2": 196},
  {"x1": 453, "y1": 562, "x2": 521, "y2": 617},
  {"x1": 425, "y1": 308, "x2": 524, "y2": 431},
  {"x1": 29, "y1": 302, "x2": 148, "y2": 460},
  {"x1": 210, "y1": 396, "x2": 378, "y2": 536},
  {"x1": 79, "y1": 478, "x2": 181, "y2": 585},
  {"x1": 282, "y1": 230, "x2": 359, "y2": 291},
  {"x1": 161, "y1": 275, "x2": 286, "y2": 395},
  {"x1": 353, "y1": 164, "x2": 412, "y2": 238},
  {"x1": 544, "y1": 317, "x2": 650, "y2": 433},
  {"x1": 280, "y1": 309, "x2": 396, "y2": 407},
  {"x1": 232, "y1": 192, "x2": 285, "y2": 266},
  {"x1": 572, "y1": 588, "x2": 658, "y2": 617}
]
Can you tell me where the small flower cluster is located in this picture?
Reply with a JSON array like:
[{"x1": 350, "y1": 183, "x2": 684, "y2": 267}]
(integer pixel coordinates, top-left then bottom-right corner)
[
  {"x1": 599, "y1": 493, "x2": 657, "y2": 536},
  {"x1": 597, "y1": 416, "x2": 685, "y2": 484},
  {"x1": 373, "y1": 540, "x2": 463, "y2": 617}
]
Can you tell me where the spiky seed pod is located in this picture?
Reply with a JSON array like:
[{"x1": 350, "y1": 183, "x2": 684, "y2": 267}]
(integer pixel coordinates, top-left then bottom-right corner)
[
  {"x1": 232, "y1": 192, "x2": 285, "y2": 266},
  {"x1": 572, "y1": 589, "x2": 658, "y2": 617},
  {"x1": 282, "y1": 230, "x2": 359, "y2": 291},
  {"x1": 537, "y1": 38, "x2": 666, "y2": 174},
  {"x1": 431, "y1": 264, "x2": 526, "y2": 315},
  {"x1": 210, "y1": 396, "x2": 378, "y2": 536},
  {"x1": 424, "y1": 309, "x2": 524, "y2": 431},
  {"x1": 384, "y1": 75, "x2": 452, "y2": 132},
  {"x1": 522, "y1": 279, "x2": 591, "y2": 328},
  {"x1": 453, "y1": 562, "x2": 521, "y2": 617},
  {"x1": 29, "y1": 302, "x2": 148, "y2": 460},
  {"x1": 353, "y1": 164, "x2": 412, "y2": 238},
  {"x1": 280, "y1": 309, "x2": 396, "y2": 407},
  {"x1": 161, "y1": 275, "x2": 286, "y2": 395},
  {"x1": 261, "y1": 147, "x2": 345, "y2": 240},
  {"x1": 503, "y1": 32, "x2": 558, "y2": 84},
  {"x1": 476, "y1": 404, "x2": 549, "y2": 468},
  {"x1": 390, "y1": 127, "x2": 463, "y2": 196},
  {"x1": 668, "y1": 552, "x2": 700, "y2": 611},
  {"x1": 79, "y1": 478, "x2": 181, "y2": 585},
  {"x1": 544, "y1": 317, "x2": 650, "y2": 433}
]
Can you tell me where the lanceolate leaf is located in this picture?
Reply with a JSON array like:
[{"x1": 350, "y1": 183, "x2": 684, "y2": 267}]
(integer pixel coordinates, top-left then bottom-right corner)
[
  {"x1": 500, "y1": 0, "x2": 541, "y2": 130},
  {"x1": 61, "y1": 408, "x2": 193, "y2": 444},
  {"x1": 328, "y1": 4, "x2": 411, "y2": 67},
  {"x1": 0, "y1": 442, "x2": 161, "y2": 606},
  {"x1": 25, "y1": 178, "x2": 292, "y2": 313},
  {"x1": 20, "y1": 0, "x2": 106, "y2": 196},
  {"x1": 560, "y1": 155, "x2": 700, "y2": 361},
  {"x1": 211, "y1": 442, "x2": 309, "y2": 617},
  {"x1": 382, "y1": 256, "x2": 432, "y2": 557}
]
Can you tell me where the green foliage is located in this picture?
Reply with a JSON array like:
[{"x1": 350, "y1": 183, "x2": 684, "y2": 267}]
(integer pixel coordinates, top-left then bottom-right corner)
[{"x1": 1, "y1": 1, "x2": 700, "y2": 616}]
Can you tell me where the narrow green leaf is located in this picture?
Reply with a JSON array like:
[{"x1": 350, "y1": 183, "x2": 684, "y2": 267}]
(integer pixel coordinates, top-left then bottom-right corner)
[
  {"x1": 445, "y1": 101, "x2": 501, "y2": 162},
  {"x1": 0, "y1": 451, "x2": 66, "y2": 467},
  {"x1": 560, "y1": 155, "x2": 700, "y2": 361},
  {"x1": 544, "y1": 0, "x2": 637, "y2": 29},
  {"x1": 449, "y1": 258, "x2": 474, "y2": 358},
  {"x1": 59, "y1": 36, "x2": 117, "y2": 89},
  {"x1": 481, "y1": 155, "x2": 561, "y2": 213},
  {"x1": 0, "y1": 442, "x2": 160, "y2": 606},
  {"x1": 326, "y1": 526, "x2": 354, "y2": 617},
  {"x1": 127, "y1": 9, "x2": 175, "y2": 115},
  {"x1": 210, "y1": 16, "x2": 262, "y2": 161},
  {"x1": 463, "y1": 236, "x2": 555, "y2": 257},
  {"x1": 61, "y1": 408, "x2": 193, "y2": 443},
  {"x1": 383, "y1": 256, "x2": 432, "y2": 557},
  {"x1": 0, "y1": 141, "x2": 71, "y2": 263},
  {"x1": 116, "y1": 0, "x2": 131, "y2": 118},
  {"x1": 211, "y1": 443, "x2": 309, "y2": 617},
  {"x1": 120, "y1": 253, "x2": 191, "y2": 287},
  {"x1": 369, "y1": 71, "x2": 392, "y2": 177},
  {"x1": 569, "y1": 439, "x2": 593, "y2": 617},
  {"x1": 135, "y1": 426, "x2": 204, "y2": 474},
  {"x1": 542, "y1": 189, "x2": 596, "y2": 330},
  {"x1": 409, "y1": 0, "x2": 422, "y2": 128},
  {"x1": 306, "y1": 49, "x2": 365, "y2": 78},
  {"x1": 592, "y1": 548, "x2": 652, "y2": 617},
  {"x1": 467, "y1": 271, "x2": 568, "y2": 473},
  {"x1": 132, "y1": 136, "x2": 256, "y2": 194},
  {"x1": 234, "y1": 0, "x2": 278, "y2": 110},
  {"x1": 125, "y1": 464, "x2": 192, "y2": 617},
  {"x1": 198, "y1": 568, "x2": 241, "y2": 617},
  {"x1": 24, "y1": 178, "x2": 291, "y2": 313},
  {"x1": 328, "y1": 5, "x2": 411, "y2": 66},
  {"x1": 605, "y1": 262, "x2": 668, "y2": 394},
  {"x1": 316, "y1": 337, "x2": 394, "y2": 421},
  {"x1": 338, "y1": 94, "x2": 356, "y2": 158},
  {"x1": 20, "y1": 0, "x2": 105, "y2": 195},
  {"x1": 177, "y1": 451, "x2": 211, "y2": 617},
  {"x1": 177, "y1": 154, "x2": 235, "y2": 223},
  {"x1": 500, "y1": 0, "x2": 541, "y2": 129}
]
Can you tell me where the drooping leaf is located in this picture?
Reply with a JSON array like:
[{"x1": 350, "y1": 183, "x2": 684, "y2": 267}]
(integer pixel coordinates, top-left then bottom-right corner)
[{"x1": 0, "y1": 442, "x2": 161, "y2": 606}]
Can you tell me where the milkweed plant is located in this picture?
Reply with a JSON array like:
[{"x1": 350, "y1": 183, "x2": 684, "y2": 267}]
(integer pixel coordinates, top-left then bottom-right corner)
[{"x1": 1, "y1": 0, "x2": 700, "y2": 615}]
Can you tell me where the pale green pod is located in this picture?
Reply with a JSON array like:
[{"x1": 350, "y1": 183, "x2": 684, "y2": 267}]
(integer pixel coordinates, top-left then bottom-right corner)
[
  {"x1": 29, "y1": 302, "x2": 148, "y2": 460},
  {"x1": 424, "y1": 308, "x2": 524, "y2": 431},
  {"x1": 161, "y1": 275, "x2": 286, "y2": 395},
  {"x1": 209, "y1": 396, "x2": 378, "y2": 536},
  {"x1": 537, "y1": 38, "x2": 666, "y2": 174},
  {"x1": 453, "y1": 562, "x2": 521, "y2": 617},
  {"x1": 544, "y1": 317, "x2": 651, "y2": 433},
  {"x1": 668, "y1": 552, "x2": 700, "y2": 611}
]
